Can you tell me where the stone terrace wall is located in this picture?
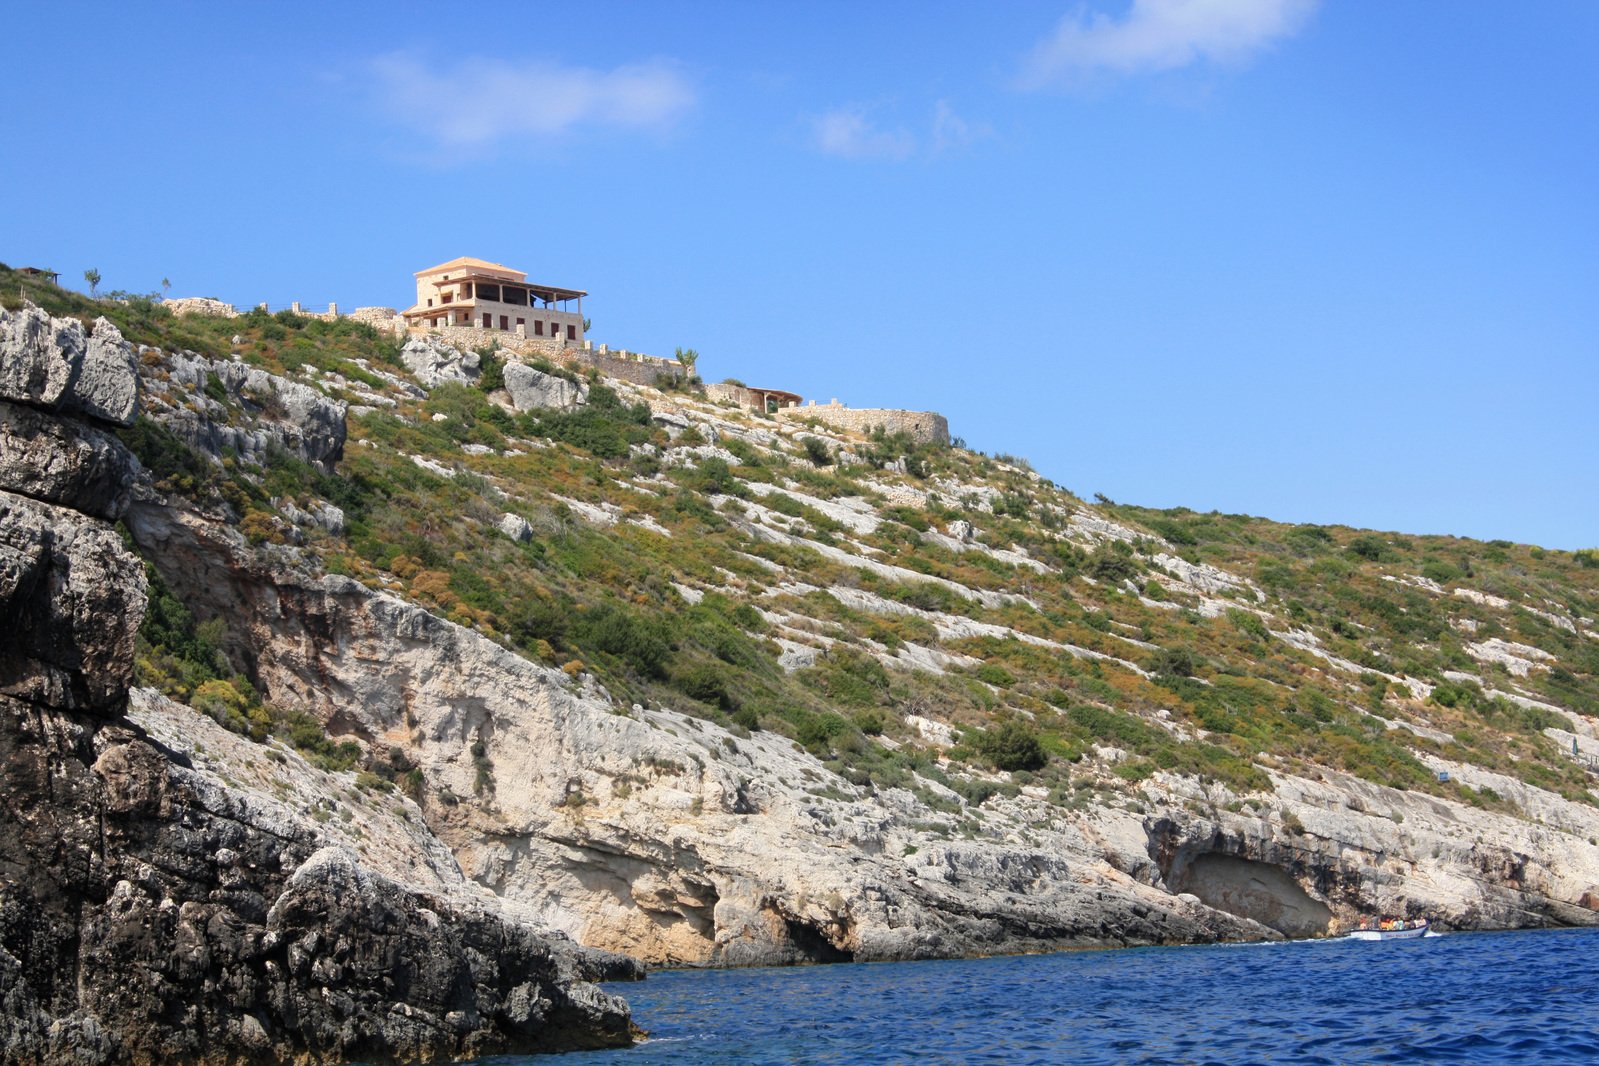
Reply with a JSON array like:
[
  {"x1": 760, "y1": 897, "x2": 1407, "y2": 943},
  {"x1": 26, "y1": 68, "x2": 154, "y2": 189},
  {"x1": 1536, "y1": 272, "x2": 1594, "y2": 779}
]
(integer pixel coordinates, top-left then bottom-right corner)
[
  {"x1": 423, "y1": 324, "x2": 567, "y2": 360},
  {"x1": 775, "y1": 402, "x2": 949, "y2": 446}
]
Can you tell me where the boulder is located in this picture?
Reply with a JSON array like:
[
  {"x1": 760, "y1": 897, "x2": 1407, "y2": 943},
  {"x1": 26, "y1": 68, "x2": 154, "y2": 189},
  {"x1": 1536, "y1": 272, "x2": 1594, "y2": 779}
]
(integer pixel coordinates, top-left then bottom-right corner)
[
  {"x1": 504, "y1": 363, "x2": 587, "y2": 412},
  {"x1": 0, "y1": 305, "x2": 139, "y2": 425},
  {"x1": 499, "y1": 513, "x2": 534, "y2": 543},
  {"x1": 400, "y1": 336, "x2": 481, "y2": 388},
  {"x1": 0, "y1": 400, "x2": 135, "y2": 520},
  {"x1": 0, "y1": 491, "x2": 146, "y2": 712}
]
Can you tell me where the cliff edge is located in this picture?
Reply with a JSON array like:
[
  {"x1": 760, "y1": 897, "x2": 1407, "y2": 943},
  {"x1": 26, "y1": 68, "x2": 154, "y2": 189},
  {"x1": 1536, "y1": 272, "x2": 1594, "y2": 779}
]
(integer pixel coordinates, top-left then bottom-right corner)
[{"x1": 0, "y1": 305, "x2": 636, "y2": 1066}]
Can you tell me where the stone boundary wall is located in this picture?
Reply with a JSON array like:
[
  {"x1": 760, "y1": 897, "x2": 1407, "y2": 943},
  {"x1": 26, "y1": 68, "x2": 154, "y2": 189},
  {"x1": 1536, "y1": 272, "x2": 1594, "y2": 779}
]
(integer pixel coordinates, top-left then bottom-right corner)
[
  {"x1": 575, "y1": 350, "x2": 685, "y2": 387},
  {"x1": 346, "y1": 306, "x2": 402, "y2": 330},
  {"x1": 162, "y1": 297, "x2": 238, "y2": 317},
  {"x1": 775, "y1": 402, "x2": 949, "y2": 446}
]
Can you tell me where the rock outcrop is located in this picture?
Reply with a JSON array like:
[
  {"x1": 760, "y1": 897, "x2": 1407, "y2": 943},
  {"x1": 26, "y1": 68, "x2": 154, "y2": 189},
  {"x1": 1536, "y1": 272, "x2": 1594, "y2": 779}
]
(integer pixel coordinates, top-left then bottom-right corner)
[
  {"x1": 504, "y1": 362, "x2": 587, "y2": 412},
  {"x1": 400, "y1": 335, "x2": 481, "y2": 388},
  {"x1": 0, "y1": 307, "x2": 636, "y2": 1065},
  {"x1": 0, "y1": 304, "x2": 139, "y2": 425},
  {"x1": 0, "y1": 400, "x2": 134, "y2": 519},
  {"x1": 0, "y1": 492, "x2": 145, "y2": 712},
  {"x1": 149, "y1": 347, "x2": 347, "y2": 472}
]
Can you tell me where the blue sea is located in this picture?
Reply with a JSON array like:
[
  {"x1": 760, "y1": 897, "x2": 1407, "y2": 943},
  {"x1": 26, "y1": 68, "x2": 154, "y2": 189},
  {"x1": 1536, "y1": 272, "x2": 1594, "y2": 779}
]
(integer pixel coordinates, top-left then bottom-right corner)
[{"x1": 507, "y1": 927, "x2": 1599, "y2": 1065}]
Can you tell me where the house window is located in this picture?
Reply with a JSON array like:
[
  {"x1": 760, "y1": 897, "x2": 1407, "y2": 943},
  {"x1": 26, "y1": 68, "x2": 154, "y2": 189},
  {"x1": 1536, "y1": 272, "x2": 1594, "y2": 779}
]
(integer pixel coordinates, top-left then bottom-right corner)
[
  {"x1": 516, "y1": 317, "x2": 525, "y2": 328},
  {"x1": 534, "y1": 321, "x2": 544, "y2": 336},
  {"x1": 567, "y1": 324, "x2": 576, "y2": 340},
  {"x1": 463, "y1": 283, "x2": 473, "y2": 297},
  {"x1": 426, "y1": 298, "x2": 433, "y2": 307},
  {"x1": 482, "y1": 313, "x2": 491, "y2": 327},
  {"x1": 500, "y1": 315, "x2": 508, "y2": 330}
]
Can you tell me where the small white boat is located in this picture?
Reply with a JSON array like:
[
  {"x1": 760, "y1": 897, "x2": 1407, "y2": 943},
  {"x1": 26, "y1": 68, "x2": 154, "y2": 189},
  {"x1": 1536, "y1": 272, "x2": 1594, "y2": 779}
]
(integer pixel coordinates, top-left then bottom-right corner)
[{"x1": 1348, "y1": 918, "x2": 1430, "y2": 941}]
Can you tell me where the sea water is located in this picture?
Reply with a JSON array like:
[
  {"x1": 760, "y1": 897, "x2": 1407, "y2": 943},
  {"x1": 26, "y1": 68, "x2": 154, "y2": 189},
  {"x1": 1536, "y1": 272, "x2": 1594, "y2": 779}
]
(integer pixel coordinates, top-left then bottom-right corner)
[{"x1": 502, "y1": 927, "x2": 1599, "y2": 1065}]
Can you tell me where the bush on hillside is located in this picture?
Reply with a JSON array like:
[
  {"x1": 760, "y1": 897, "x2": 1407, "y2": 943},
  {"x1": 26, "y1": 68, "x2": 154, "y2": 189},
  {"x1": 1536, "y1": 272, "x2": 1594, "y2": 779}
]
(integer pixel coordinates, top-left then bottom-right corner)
[{"x1": 975, "y1": 720, "x2": 1048, "y2": 772}]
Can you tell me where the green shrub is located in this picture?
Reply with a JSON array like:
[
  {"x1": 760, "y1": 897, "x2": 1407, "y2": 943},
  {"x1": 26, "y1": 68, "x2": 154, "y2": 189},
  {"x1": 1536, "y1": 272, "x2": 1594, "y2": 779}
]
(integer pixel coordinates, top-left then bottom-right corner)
[
  {"x1": 1148, "y1": 646, "x2": 1198, "y2": 677},
  {"x1": 975, "y1": 662, "x2": 1016, "y2": 687},
  {"x1": 974, "y1": 720, "x2": 1048, "y2": 771},
  {"x1": 675, "y1": 661, "x2": 739, "y2": 710},
  {"x1": 574, "y1": 602, "x2": 672, "y2": 678},
  {"x1": 801, "y1": 437, "x2": 832, "y2": 466},
  {"x1": 1346, "y1": 535, "x2": 1389, "y2": 561}
]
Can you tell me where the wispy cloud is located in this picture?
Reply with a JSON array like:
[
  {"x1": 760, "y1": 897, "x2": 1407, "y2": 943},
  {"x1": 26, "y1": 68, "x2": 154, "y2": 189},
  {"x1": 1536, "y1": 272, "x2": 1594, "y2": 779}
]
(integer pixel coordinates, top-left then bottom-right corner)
[
  {"x1": 369, "y1": 53, "x2": 694, "y2": 148},
  {"x1": 811, "y1": 101, "x2": 989, "y2": 162},
  {"x1": 931, "y1": 100, "x2": 986, "y2": 154},
  {"x1": 811, "y1": 106, "x2": 917, "y2": 162},
  {"x1": 1019, "y1": 0, "x2": 1319, "y2": 88}
]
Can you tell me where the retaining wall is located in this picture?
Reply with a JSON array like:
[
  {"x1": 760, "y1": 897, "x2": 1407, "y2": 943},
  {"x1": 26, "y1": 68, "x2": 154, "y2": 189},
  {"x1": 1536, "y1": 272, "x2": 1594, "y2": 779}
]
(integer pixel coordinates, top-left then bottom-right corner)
[{"x1": 775, "y1": 402, "x2": 949, "y2": 446}]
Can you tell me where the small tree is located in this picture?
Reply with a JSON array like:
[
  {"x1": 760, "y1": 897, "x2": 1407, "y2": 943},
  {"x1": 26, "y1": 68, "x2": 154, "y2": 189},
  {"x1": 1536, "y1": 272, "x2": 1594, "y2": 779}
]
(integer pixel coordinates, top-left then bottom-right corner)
[
  {"x1": 161, "y1": 277, "x2": 172, "y2": 297},
  {"x1": 83, "y1": 268, "x2": 101, "y2": 298},
  {"x1": 674, "y1": 347, "x2": 700, "y2": 376}
]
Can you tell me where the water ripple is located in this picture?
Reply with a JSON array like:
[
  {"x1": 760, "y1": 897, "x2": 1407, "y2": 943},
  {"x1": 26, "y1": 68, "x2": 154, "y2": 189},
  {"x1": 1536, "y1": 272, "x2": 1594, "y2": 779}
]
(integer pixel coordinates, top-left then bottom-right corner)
[{"x1": 474, "y1": 927, "x2": 1599, "y2": 1065}]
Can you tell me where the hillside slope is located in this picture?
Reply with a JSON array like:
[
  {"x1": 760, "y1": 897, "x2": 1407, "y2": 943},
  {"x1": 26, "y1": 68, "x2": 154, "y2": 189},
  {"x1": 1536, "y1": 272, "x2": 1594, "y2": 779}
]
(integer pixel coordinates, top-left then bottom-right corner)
[{"x1": 9, "y1": 267, "x2": 1598, "y2": 970}]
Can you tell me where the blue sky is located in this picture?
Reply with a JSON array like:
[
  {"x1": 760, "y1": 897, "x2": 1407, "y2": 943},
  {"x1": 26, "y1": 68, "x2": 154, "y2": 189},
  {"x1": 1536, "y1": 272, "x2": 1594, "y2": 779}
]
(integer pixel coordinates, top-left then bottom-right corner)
[{"x1": 4, "y1": 2, "x2": 1595, "y2": 548}]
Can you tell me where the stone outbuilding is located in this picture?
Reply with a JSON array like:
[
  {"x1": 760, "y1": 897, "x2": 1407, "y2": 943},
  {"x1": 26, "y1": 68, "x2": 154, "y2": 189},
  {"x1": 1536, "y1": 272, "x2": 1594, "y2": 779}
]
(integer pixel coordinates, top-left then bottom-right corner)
[
  {"x1": 402, "y1": 256, "x2": 585, "y2": 344},
  {"x1": 704, "y1": 382, "x2": 803, "y2": 414}
]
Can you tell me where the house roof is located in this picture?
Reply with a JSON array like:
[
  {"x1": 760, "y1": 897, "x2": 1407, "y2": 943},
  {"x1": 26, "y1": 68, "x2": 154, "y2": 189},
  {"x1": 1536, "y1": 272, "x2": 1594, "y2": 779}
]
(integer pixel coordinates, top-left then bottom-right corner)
[{"x1": 415, "y1": 256, "x2": 525, "y2": 280}]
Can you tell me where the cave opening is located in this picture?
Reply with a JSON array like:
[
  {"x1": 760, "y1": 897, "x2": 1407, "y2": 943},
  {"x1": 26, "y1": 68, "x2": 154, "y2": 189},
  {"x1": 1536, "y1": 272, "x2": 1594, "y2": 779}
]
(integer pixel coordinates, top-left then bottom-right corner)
[
  {"x1": 782, "y1": 918, "x2": 855, "y2": 964},
  {"x1": 1169, "y1": 853, "x2": 1332, "y2": 938}
]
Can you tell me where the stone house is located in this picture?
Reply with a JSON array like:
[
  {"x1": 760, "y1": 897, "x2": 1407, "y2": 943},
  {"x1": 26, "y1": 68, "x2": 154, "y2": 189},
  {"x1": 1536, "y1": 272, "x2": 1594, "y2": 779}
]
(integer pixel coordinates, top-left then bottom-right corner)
[{"x1": 401, "y1": 256, "x2": 586, "y2": 344}]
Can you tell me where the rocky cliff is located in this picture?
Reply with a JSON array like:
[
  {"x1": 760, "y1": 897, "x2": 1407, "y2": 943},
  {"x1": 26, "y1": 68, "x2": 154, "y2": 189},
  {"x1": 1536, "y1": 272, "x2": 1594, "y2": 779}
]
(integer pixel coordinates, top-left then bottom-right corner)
[
  {"x1": 5, "y1": 277, "x2": 1598, "y2": 1057},
  {"x1": 85, "y1": 315, "x2": 1598, "y2": 972},
  {"x1": 0, "y1": 305, "x2": 636, "y2": 1065}
]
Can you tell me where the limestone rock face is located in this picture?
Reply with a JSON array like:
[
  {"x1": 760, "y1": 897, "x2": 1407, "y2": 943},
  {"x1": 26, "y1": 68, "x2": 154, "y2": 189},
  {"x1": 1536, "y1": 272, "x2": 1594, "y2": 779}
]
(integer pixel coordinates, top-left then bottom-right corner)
[
  {"x1": 0, "y1": 400, "x2": 134, "y2": 520},
  {"x1": 0, "y1": 491, "x2": 145, "y2": 712},
  {"x1": 400, "y1": 336, "x2": 481, "y2": 388},
  {"x1": 0, "y1": 305, "x2": 139, "y2": 425},
  {"x1": 505, "y1": 362, "x2": 587, "y2": 412},
  {"x1": 124, "y1": 496, "x2": 1599, "y2": 968},
  {"x1": 149, "y1": 349, "x2": 347, "y2": 472},
  {"x1": 125, "y1": 503, "x2": 1283, "y2": 967}
]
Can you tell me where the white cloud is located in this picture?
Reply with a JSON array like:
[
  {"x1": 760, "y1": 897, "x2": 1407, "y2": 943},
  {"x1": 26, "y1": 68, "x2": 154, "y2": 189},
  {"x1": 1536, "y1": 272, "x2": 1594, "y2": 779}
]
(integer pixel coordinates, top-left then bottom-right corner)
[
  {"x1": 1019, "y1": 0, "x2": 1319, "y2": 87},
  {"x1": 811, "y1": 101, "x2": 988, "y2": 162},
  {"x1": 369, "y1": 53, "x2": 694, "y2": 147},
  {"x1": 931, "y1": 100, "x2": 989, "y2": 154},
  {"x1": 811, "y1": 106, "x2": 917, "y2": 161}
]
